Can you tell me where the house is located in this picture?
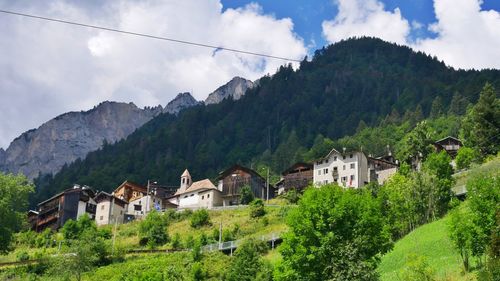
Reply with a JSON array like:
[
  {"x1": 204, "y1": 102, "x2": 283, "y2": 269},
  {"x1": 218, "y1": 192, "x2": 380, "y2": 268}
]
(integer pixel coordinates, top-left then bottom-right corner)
[
  {"x1": 367, "y1": 156, "x2": 399, "y2": 185},
  {"x1": 313, "y1": 149, "x2": 369, "y2": 188},
  {"x1": 168, "y1": 169, "x2": 222, "y2": 209},
  {"x1": 94, "y1": 192, "x2": 128, "y2": 226},
  {"x1": 35, "y1": 185, "x2": 96, "y2": 231},
  {"x1": 434, "y1": 136, "x2": 462, "y2": 158},
  {"x1": 113, "y1": 180, "x2": 147, "y2": 202},
  {"x1": 216, "y1": 164, "x2": 274, "y2": 206},
  {"x1": 27, "y1": 210, "x2": 39, "y2": 230},
  {"x1": 276, "y1": 162, "x2": 313, "y2": 194}
]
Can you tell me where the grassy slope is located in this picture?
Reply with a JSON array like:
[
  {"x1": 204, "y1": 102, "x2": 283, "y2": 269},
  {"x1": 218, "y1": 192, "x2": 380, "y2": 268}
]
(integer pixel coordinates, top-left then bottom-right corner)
[{"x1": 377, "y1": 214, "x2": 471, "y2": 281}]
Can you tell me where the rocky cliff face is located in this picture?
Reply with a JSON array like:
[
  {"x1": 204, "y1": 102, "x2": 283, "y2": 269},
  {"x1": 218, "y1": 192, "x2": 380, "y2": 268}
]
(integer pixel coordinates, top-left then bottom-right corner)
[
  {"x1": 204, "y1": 77, "x2": 254, "y2": 105},
  {"x1": 0, "y1": 101, "x2": 162, "y2": 179},
  {"x1": 163, "y1": 92, "x2": 200, "y2": 114}
]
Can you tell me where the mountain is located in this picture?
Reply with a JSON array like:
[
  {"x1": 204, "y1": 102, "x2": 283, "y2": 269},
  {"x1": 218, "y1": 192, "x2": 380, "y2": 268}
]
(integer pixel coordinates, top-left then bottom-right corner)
[
  {"x1": 204, "y1": 77, "x2": 254, "y2": 105},
  {"x1": 33, "y1": 37, "x2": 500, "y2": 205},
  {"x1": 0, "y1": 101, "x2": 162, "y2": 179},
  {"x1": 163, "y1": 92, "x2": 200, "y2": 114}
]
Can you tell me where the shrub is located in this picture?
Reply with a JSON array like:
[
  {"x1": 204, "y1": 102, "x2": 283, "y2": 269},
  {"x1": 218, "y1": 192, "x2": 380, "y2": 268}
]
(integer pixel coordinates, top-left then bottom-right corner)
[
  {"x1": 138, "y1": 210, "x2": 169, "y2": 248},
  {"x1": 283, "y1": 189, "x2": 301, "y2": 204},
  {"x1": 456, "y1": 146, "x2": 480, "y2": 170},
  {"x1": 171, "y1": 233, "x2": 182, "y2": 249},
  {"x1": 16, "y1": 251, "x2": 30, "y2": 262},
  {"x1": 240, "y1": 185, "x2": 255, "y2": 205},
  {"x1": 190, "y1": 209, "x2": 211, "y2": 228},
  {"x1": 399, "y1": 254, "x2": 436, "y2": 281},
  {"x1": 250, "y1": 199, "x2": 266, "y2": 218}
]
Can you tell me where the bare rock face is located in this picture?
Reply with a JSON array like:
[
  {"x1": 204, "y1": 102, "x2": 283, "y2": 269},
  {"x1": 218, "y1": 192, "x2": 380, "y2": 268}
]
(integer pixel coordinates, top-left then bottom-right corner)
[
  {"x1": 0, "y1": 101, "x2": 162, "y2": 179},
  {"x1": 204, "y1": 77, "x2": 254, "y2": 105},
  {"x1": 163, "y1": 92, "x2": 200, "y2": 115}
]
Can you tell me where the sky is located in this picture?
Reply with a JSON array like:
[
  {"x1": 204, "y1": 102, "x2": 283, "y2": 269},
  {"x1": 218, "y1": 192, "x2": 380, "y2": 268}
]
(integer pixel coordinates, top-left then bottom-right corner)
[{"x1": 0, "y1": 0, "x2": 499, "y2": 149}]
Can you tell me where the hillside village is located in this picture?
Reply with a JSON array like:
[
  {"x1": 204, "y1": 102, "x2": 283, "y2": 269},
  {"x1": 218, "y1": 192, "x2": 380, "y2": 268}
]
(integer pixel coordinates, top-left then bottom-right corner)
[{"x1": 28, "y1": 136, "x2": 462, "y2": 231}]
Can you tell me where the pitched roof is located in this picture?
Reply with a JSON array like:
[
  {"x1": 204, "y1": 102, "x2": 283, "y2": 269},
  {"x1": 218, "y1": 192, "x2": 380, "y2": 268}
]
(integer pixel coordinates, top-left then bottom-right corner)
[
  {"x1": 175, "y1": 179, "x2": 217, "y2": 195},
  {"x1": 281, "y1": 162, "x2": 313, "y2": 176},
  {"x1": 94, "y1": 191, "x2": 128, "y2": 205},
  {"x1": 216, "y1": 164, "x2": 266, "y2": 181},
  {"x1": 181, "y1": 169, "x2": 191, "y2": 177},
  {"x1": 434, "y1": 136, "x2": 462, "y2": 145}
]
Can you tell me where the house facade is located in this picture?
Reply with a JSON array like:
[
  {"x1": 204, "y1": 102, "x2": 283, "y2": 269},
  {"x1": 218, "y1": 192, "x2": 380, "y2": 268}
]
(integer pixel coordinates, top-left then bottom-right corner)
[
  {"x1": 216, "y1": 164, "x2": 274, "y2": 206},
  {"x1": 434, "y1": 136, "x2": 462, "y2": 158},
  {"x1": 313, "y1": 149, "x2": 369, "y2": 188},
  {"x1": 367, "y1": 156, "x2": 399, "y2": 185},
  {"x1": 277, "y1": 162, "x2": 313, "y2": 194},
  {"x1": 94, "y1": 192, "x2": 127, "y2": 226},
  {"x1": 35, "y1": 185, "x2": 96, "y2": 231}
]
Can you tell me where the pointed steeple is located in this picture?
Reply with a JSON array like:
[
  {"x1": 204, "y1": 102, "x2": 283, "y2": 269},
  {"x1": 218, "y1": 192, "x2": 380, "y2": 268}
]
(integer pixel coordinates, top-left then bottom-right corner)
[{"x1": 179, "y1": 169, "x2": 192, "y2": 193}]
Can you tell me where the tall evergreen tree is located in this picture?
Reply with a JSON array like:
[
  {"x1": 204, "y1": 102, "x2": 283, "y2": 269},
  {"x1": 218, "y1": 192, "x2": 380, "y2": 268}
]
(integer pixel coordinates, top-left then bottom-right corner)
[{"x1": 460, "y1": 83, "x2": 500, "y2": 156}]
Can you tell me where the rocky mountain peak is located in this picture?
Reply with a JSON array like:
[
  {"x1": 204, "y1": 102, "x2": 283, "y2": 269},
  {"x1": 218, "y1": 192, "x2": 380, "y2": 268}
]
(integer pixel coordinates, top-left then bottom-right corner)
[
  {"x1": 0, "y1": 101, "x2": 162, "y2": 179},
  {"x1": 204, "y1": 77, "x2": 254, "y2": 105},
  {"x1": 163, "y1": 92, "x2": 200, "y2": 114}
]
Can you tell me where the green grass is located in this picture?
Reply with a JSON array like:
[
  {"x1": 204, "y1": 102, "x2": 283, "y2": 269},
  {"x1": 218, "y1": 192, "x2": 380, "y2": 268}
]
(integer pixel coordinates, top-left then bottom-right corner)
[{"x1": 378, "y1": 213, "x2": 476, "y2": 281}]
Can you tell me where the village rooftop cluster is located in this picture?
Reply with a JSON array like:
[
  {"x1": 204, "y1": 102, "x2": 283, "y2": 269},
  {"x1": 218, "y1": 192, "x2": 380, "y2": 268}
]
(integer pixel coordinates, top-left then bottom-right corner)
[{"x1": 27, "y1": 136, "x2": 462, "y2": 232}]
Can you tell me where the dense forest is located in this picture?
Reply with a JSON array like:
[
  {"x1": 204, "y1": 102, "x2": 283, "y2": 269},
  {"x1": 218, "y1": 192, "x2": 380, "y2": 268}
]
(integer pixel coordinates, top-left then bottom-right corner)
[{"x1": 32, "y1": 37, "x2": 500, "y2": 206}]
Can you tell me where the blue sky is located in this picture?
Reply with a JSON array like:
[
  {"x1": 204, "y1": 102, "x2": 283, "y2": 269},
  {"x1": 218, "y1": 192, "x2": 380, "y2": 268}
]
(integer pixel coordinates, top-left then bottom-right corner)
[{"x1": 222, "y1": 0, "x2": 500, "y2": 51}]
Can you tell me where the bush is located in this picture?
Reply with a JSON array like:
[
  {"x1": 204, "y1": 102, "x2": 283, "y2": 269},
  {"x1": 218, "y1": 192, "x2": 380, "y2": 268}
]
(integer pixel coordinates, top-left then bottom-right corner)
[
  {"x1": 16, "y1": 251, "x2": 30, "y2": 262},
  {"x1": 240, "y1": 185, "x2": 255, "y2": 205},
  {"x1": 250, "y1": 199, "x2": 266, "y2": 218},
  {"x1": 399, "y1": 254, "x2": 436, "y2": 281},
  {"x1": 456, "y1": 146, "x2": 480, "y2": 170},
  {"x1": 138, "y1": 210, "x2": 169, "y2": 248},
  {"x1": 283, "y1": 189, "x2": 301, "y2": 204},
  {"x1": 171, "y1": 233, "x2": 182, "y2": 249},
  {"x1": 190, "y1": 209, "x2": 211, "y2": 228}
]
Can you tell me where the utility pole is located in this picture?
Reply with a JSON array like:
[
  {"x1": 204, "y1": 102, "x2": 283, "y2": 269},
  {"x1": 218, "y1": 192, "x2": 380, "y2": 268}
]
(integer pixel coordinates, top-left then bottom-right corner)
[
  {"x1": 218, "y1": 221, "x2": 222, "y2": 249},
  {"x1": 266, "y1": 168, "x2": 270, "y2": 203}
]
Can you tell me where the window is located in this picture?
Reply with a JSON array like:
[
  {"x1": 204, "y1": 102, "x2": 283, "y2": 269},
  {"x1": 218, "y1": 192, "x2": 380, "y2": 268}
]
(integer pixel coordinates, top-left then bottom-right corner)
[
  {"x1": 333, "y1": 156, "x2": 337, "y2": 161},
  {"x1": 100, "y1": 216, "x2": 103, "y2": 220},
  {"x1": 120, "y1": 210, "x2": 123, "y2": 215},
  {"x1": 190, "y1": 194, "x2": 194, "y2": 197},
  {"x1": 343, "y1": 155, "x2": 346, "y2": 160},
  {"x1": 341, "y1": 176, "x2": 347, "y2": 182},
  {"x1": 184, "y1": 195, "x2": 188, "y2": 198},
  {"x1": 343, "y1": 165, "x2": 346, "y2": 170},
  {"x1": 207, "y1": 194, "x2": 210, "y2": 199},
  {"x1": 182, "y1": 178, "x2": 185, "y2": 184},
  {"x1": 101, "y1": 205, "x2": 105, "y2": 210},
  {"x1": 350, "y1": 154, "x2": 353, "y2": 158},
  {"x1": 334, "y1": 178, "x2": 338, "y2": 182},
  {"x1": 325, "y1": 159, "x2": 329, "y2": 163},
  {"x1": 134, "y1": 205, "x2": 142, "y2": 211},
  {"x1": 350, "y1": 163, "x2": 355, "y2": 169},
  {"x1": 324, "y1": 180, "x2": 328, "y2": 184},
  {"x1": 323, "y1": 168, "x2": 328, "y2": 174},
  {"x1": 318, "y1": 170, "x2": 321, "y2": 175},
  {"x1": 350, "y1": 175, "x2": 355, "y2": 180},
  {"x1": 201, "y1": 195, "x2": 204, "y2": 200}
]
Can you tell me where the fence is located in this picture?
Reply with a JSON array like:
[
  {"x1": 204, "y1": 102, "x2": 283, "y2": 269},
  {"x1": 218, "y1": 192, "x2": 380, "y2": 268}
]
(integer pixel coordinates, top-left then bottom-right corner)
[{"x1": 201, "y1": 233, "x2": 282, "y2": 255}]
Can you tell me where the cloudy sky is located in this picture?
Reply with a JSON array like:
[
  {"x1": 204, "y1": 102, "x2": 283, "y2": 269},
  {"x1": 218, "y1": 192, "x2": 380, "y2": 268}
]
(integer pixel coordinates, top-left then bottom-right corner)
[{"x1": 0, "y1": 0, "x2": 499, "y2": 149}]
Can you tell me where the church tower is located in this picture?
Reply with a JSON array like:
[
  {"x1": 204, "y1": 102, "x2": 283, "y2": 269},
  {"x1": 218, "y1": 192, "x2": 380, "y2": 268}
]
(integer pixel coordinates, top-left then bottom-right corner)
[{"x1": 179, "y1": 169, "x2": 192, "y2": 192}]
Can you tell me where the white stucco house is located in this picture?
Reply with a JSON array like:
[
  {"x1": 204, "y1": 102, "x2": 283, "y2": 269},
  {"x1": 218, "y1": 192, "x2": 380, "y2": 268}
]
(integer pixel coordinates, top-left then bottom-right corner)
[
  {"x1": 314, "y1": 149, "x2": 369, "y2": 188},
  {"x1": 94, "y1": 191, "x2": 127, "y2": 226},
  {"x1": 168, "y1": 169, "x2": 223, "y2": 209}
]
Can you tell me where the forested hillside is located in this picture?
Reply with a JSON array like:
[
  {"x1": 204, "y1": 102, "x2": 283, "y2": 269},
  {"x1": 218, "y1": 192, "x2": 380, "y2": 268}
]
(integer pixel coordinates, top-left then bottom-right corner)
[{"x1": 32, "y1": 37, "x2": 500, "y2": 205}]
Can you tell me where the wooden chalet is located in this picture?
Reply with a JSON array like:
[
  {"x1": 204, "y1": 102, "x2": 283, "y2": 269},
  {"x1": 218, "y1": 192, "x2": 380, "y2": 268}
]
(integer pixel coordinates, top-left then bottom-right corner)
[
  {"x1": 216, "y1": 164, "x2": 274, "y2": 206},
  {"x1": 27, "y1": 210, "x2": 39, "y2": 230},
  {"x1": 434, "y1": 136, "x2": 462, "y2": 158},
  {"x1": 113, "y1": 181, "x2": 147, "y2": 202},
  {"x1": 276, "y1": 162, "x2": 313, "y2": 194},
  {"x1": 36, "y1": 186, "x2": 96, "y2": 231}
]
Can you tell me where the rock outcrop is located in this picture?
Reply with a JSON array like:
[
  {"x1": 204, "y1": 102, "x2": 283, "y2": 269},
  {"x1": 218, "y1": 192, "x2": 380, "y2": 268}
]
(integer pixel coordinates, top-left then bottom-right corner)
[
  {"x1": 0, "y1": 101, "x2": 162, "y2": 179},
  {"x1": 204, "y1": 77, "x2": 254, "y2": 105},
  {"x1": 163, "y1": 92, "x2": 200, "y2": 115}
]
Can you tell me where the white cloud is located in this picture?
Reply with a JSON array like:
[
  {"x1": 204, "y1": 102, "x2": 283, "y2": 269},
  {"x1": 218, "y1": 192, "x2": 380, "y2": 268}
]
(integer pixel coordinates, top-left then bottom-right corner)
[
  {"x1": 322, "y1": 0, "x2": 411, "y2": 45},
  {"x1": 0, "y1": 0, "x2": 307, "y2": 148},
  {"x1": 322, "y1": 0, "x2": 500, "y2": 70}
]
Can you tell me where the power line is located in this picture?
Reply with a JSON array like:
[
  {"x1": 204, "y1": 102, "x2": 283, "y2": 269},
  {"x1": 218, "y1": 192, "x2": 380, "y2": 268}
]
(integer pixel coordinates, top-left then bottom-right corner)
[{"x1": 0, "y1": 9, "x2": 303, "y2": 63}]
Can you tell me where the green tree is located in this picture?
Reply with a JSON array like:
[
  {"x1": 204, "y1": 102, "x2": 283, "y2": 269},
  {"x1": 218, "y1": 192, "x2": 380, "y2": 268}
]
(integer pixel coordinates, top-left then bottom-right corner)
[
  {"x1": 422, "y1": 151, "x2": 454, "y2": 217},
  {"x1": 460, "y1": 83, "x2": 500, "y2": 157},
  {"x1": 448, "y1": 204, "x2": 477, "y2": 272},
  {"x1": 239, "y1": 185, "x2": 254, "y2": 205},
  {"x1": 226, "y1": 239, "x2": 272, "y2": 281},
  {"x1": 429, "y1": 96, "x2": 444, "y2": 119},
  {"x1": 276, "y1": 185, "x2": 392, "y2": 280},
  {"x1": 249, "y1": 199, "x2": 266, "y2": 219},
  {"x1": 455, "y1": 147, "x2": 480, "y2": 170},
  {"x1": 190, "y1": 209, "x2": 211, "y2": 228},
  {"x1": 0, "y1": 172, "x2": 34, "y2": 253},
  {"x1": 61, "y1": 213, "x2": 97, "y2": 241},
  {"x1": 397, "y1": 121, "x2": 435, "y2": 164},
  {"x1": 139, "y1": 210, "x2": 169, "y2": 248}
]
